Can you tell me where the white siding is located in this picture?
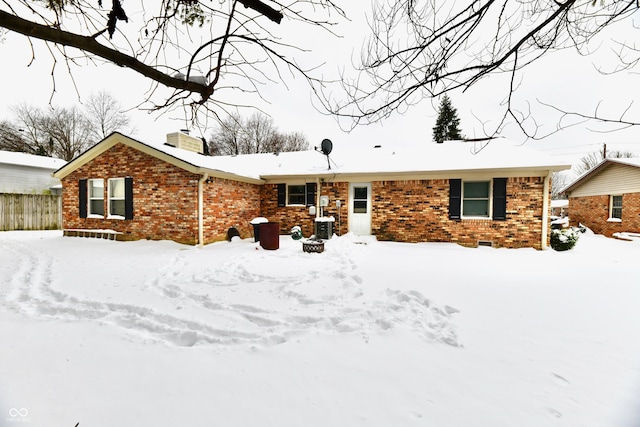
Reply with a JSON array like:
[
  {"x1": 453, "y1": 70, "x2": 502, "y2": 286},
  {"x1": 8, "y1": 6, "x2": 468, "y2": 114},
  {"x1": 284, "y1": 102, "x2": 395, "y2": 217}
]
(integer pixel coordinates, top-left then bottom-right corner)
[
  {"x1": 570, "y1": 163, "x2": 640, "y2": 197},
  {"x1": 0, "y1": 164, "x2": 61, "y2": 194}
]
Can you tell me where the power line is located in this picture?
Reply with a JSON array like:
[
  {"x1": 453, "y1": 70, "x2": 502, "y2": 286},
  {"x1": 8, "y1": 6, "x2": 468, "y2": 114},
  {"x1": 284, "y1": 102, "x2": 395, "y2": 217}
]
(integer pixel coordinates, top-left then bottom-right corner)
[{"x1": 537, "y1": 142, "x2": 639, "y2": 153}]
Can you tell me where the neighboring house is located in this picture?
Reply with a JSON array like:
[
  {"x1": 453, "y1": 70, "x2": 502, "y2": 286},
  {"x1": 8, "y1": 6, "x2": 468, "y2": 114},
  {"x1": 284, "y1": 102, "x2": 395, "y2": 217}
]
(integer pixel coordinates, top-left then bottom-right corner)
[
  {"x1": 562, "y1": 158, "x2": 640, "y2": 236},
  {"x1": 52, "y1": 132, "x2": 570, "y2": 249},
  {"x1": 0, "y1": 150, "x2": 66, "y2": 194},
  {"x1": 550, "y1": 199, "x2": 569, "y2": 217},
  {"x1": 0, "y1": 150, "x2": 67, "y2": 231}
]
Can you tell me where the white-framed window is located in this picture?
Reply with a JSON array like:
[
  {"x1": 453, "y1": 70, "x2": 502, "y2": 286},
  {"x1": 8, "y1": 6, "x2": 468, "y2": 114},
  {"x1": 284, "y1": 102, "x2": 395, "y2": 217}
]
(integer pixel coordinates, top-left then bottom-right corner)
[
  {"x1": 353, "y1": 185, "x2": 368, "y2": 213},
  {"x1": 108, "y1": 178, "x2": 126, "y2": 218},
  {"x1": 462, "y1": 180, "x2": 491, "y2": 218},
  {"x1": 88, "y1": 179, "x2": 104, "y2": 217},
  {"x1": 610, "y1": 195, "x2": 623, "y2": 221},
  {"x1": 287, "y1": 184, "x2": 306, "y2": 205}
]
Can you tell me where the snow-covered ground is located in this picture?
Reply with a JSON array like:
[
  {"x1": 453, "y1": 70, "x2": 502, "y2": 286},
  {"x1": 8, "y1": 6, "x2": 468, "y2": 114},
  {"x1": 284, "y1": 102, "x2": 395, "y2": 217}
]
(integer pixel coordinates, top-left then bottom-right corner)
[{"x1": 1, "y1": 229, "x2": 639, "y2": 426}]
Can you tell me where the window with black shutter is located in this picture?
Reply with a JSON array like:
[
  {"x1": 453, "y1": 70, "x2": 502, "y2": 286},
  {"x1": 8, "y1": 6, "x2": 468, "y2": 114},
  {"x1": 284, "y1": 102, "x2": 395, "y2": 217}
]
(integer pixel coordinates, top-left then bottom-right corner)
[
  {"x1": 125, "y1": 177, "x2": 134, "y2": 220},
  {"x1": 305, "y1": 183, "x2": 317, "y2": 207},
  {"x1": 462, "y1": 181, "x2": 490, "y2": 217},
  {"x1": 108, "y1": 178, "x2": 126, "y2": 217},
  {"x1": 78, "y1": 179, "x2": 87, "y2": 218},
  {"x1": 449, "y1": 179, "x2": 461, "y2": 220},
  {"x1": 88, "y1": 179, "x2": 105, "y2": 216},
  {"x1": 277, "y1": 184, "x2": 286, "y2": 207},
  {"x1": 287, "y1": 185, "x2": 305, "y2": 205},
  {"x1": 492, "y1": 178, "x2": 507, "y2": 221}
]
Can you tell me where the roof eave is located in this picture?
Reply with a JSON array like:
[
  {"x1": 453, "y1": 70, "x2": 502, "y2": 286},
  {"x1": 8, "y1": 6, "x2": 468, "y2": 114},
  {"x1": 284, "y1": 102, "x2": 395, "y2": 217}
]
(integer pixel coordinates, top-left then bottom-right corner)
[
  {"x1": 261, "y1": 164, "x2": 571, "y2": 182},
  {"x1": 200, "y1": 168, "x2": 265, "y2": 185}
]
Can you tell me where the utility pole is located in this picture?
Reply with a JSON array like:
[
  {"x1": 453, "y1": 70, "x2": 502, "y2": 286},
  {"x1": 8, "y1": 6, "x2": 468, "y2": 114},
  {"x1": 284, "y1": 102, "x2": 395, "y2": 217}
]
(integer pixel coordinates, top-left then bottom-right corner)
[{"x1": 603, "y1": 143, "x2": 607, "y2": 159}]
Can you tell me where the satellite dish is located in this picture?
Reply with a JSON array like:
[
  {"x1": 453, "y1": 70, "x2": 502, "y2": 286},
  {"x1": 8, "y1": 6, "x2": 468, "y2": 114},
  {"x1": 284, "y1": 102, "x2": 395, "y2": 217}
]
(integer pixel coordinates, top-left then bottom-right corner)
[
  {"x1": 315, "y1": 138, "x2": 334, "y2": 169},
  {"x1": 320, "y1": 138, "x2": 333, "y2": 155}
]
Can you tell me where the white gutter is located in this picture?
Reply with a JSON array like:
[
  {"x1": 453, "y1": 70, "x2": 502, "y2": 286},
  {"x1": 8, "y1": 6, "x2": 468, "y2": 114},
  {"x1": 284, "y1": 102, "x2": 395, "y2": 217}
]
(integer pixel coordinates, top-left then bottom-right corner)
[
  {"x1": 541, "y1": 171, "x2": 551, "y2": 250},
  {"x1": 198, "y1": 173, "x2": 209, "y2": 247}
]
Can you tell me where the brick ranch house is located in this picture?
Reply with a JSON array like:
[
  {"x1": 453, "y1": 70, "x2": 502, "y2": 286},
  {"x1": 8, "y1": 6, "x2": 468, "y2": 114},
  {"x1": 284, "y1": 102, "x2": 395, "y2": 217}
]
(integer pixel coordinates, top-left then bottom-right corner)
[
  {"x1": 562, "y1": 158, "x2": 640, "y2": 236},
  {"x1": 52, "y1": 132, "x2": 570, "y2": 249}
]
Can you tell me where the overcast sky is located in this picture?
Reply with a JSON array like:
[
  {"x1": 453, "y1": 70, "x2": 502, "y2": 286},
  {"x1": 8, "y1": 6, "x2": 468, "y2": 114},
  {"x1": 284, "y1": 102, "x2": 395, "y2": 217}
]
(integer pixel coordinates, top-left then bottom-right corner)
[{"x1": 0, "y1": 2, "x2": 638, "y2": 171}]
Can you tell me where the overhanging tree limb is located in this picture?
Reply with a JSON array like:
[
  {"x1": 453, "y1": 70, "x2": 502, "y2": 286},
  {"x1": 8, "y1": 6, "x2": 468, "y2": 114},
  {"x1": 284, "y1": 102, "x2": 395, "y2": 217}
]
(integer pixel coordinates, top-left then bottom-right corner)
[
  {"x1": 237, "y1": 0, "x2": 283, "y2": 23},
  {"x1": 0, "y1": 1, "x2": 342, "y2": 125},
  {"x1": 0, "y1": 10, "x2": 211, "y2": 100}
]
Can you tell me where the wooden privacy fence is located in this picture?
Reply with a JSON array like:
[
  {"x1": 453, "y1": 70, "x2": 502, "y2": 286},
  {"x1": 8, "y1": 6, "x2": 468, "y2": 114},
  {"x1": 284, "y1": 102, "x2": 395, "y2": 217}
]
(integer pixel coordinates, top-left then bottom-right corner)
[{"x1": 0, "y1": 193, "x2": 62, "y2": 231}]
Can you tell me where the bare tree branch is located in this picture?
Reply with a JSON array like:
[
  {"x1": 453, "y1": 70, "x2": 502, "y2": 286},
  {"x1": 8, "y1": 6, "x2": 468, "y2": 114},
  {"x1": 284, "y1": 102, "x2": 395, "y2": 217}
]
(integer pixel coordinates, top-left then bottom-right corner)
[
  {"x1": 0, "y1": 1, "x2": 344, "y2": 124},
  {"x1": 0, "y1": 10, "x2": 210, "y2": 98},
  {"x1": 322, "y1": 0, "x2": 640, "y2": 138}
]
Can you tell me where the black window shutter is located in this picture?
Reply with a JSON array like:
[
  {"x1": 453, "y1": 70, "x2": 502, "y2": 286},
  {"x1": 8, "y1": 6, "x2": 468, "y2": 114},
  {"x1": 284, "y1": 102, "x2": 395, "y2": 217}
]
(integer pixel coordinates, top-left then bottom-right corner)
[
  {"x1": 124, "y1": 177, "x2": 134, "y2": 220},
  {"x1": 492, "y1": 178, "x2": 507, "y2": 221},
  {"x1": 277, "y1": 184, "x2": 286, "y2": 207},
  {"x1": 306, "y1": 183, "x2": 317, "y2": 206},
  {"x1": 449, "y1": 179, "x2": 461, "y2": 220},
  {"x1": 78, "y1": 179, "x2": 87, "y2": 218}
]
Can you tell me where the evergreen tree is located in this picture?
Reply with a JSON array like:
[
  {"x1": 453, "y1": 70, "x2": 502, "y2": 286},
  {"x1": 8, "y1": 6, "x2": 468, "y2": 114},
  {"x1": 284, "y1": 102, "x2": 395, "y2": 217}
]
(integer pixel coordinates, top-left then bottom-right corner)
[{"x1": 432, "y1": 95, "x2": 463, "y2": 143}]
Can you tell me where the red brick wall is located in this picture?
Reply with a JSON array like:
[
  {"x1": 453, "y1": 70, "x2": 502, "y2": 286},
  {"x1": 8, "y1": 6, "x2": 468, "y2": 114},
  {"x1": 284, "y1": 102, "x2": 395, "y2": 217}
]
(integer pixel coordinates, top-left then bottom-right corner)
[
  {"x1": 260, "y1": 182, "x2": 349, "y2": 238},
  {"x1": 315, "y1": 182, "x2": 349, "y2": 236},
  {"x1": 202, "y1": 177, "x2": 261, "y2": 243},
  {"x1": 261, "y1": 177, "x2": 549, "y2": 248},
  {"x1": 260, "y1": 184, "x2": 315, "y2": 237},
  {"x1": 61, "y1": 143, "x2": 261, "y2": 244},
  {"x1": 371, "y1": 177, "x2": 547, "y2": 249},
  {"x1": 569, "y1": 193, "x2": 640, "y2": 236}
]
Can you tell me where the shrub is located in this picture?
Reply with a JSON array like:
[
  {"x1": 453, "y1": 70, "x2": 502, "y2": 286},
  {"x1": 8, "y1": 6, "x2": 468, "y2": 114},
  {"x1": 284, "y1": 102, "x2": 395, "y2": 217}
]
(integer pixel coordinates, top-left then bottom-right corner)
[{"x1": 550, "y1": 227, "x2": 581, "y2": 251}]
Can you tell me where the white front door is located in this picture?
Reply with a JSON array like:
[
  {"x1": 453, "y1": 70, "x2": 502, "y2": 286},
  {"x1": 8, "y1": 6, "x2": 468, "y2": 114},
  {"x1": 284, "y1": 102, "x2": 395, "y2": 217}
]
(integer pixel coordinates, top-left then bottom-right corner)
[{"x1": 349, "y1": 183, "x2": 371, "y2": 236}]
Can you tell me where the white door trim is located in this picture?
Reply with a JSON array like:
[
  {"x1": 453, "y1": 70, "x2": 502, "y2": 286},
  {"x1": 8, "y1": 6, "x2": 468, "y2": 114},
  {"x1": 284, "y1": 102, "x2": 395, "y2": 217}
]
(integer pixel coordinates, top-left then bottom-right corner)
[{"x1": 348, "y1": 182, "x2": 372, "y2": 235}]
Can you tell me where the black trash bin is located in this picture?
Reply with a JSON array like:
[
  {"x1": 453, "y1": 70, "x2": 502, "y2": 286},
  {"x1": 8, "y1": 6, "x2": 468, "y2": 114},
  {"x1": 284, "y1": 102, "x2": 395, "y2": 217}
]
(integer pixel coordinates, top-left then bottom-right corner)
[
  {"x1": 259, "y1": 222, "x2": 280, "y2": 250},
  {"x1": 250, "y1": 217, "x2": 268, "y2": 242}
]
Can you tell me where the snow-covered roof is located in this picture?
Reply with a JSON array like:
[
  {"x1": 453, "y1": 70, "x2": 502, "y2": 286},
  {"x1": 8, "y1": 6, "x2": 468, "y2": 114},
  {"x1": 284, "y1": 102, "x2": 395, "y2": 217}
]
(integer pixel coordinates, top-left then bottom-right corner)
[
  {"x1": 0, "y1": 150, "x2": 67, "y2": 170},
  {"x1": 607, "y1": 157, "x2": 640, "y2": 168},
  {"x1": 146, "y1": 137, "x2": 570, "y2": 180},
  {"x1": 551, "y1": 199, "x2": 569, "y2": 208},
  {"x1": 54, "y1": 133, "x2": 571, "y2": 182}
]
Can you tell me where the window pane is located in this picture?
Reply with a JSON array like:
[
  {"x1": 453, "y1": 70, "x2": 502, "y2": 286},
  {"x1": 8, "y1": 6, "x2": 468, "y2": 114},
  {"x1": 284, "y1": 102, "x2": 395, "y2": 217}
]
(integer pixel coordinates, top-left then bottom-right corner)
[
  {"x1": 110, "y1": 200, "x2": 125, "y2": 217},
  {"x1": 354, "y1": 187, "x2": 368, "y2": 200},
  {"x1": 463, "y1": 200, "x2": 489, "y2": 217},
  {"x1": 612, "y1": 195, "x2": 622, "y2": 219},
  {"x1": 612, "y1": 195, "x2": 622, "y2": 207},
  {"x1": 90, "y1": 199, "x2": 104, "y2": 215},
  {"x1": 353, "y1": 200, "x2": 367, "y2": 213},
  {"x1": 110, "y1": 178, "x2": 125, "y2": 198},
  {"x1": 90, "y1": 180, "x2": 104, "y2": 198},
  {"x1": 464, "y1": 181, "x2": 489, "y2": 198},
  {"x1": 288, "y1": 185, "x2": 305, "y2": 205}
]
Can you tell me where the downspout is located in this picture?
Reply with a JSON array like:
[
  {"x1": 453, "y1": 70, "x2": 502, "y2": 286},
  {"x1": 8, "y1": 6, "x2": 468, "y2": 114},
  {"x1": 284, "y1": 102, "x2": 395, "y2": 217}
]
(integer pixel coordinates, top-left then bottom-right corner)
[
  {"x1": 198, "y1": 173, "x2": 209, "y2": 247},
  {"x1": 541, "y1": 171, "x2": 551, "y2": 250},
  {"x1": 316, "y1": 177, "x2": 321, "y2": 218}
]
